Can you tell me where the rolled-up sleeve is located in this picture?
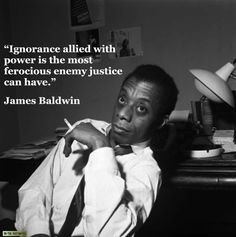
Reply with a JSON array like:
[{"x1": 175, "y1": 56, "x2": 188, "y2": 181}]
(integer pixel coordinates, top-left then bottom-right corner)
[{"x1": 83, "y1": 147, "x2": 161, "y2": 236}]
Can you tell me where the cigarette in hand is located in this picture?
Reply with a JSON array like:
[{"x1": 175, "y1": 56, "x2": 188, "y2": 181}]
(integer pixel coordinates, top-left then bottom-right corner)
[{"x1": 64, "y1": 118, "x2": 73, "y2": 130}]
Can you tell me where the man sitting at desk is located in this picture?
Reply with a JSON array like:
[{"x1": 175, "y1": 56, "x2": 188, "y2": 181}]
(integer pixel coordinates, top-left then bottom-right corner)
[{"x1": 15, "y1": 64, "x2": 178, "y2": 237}]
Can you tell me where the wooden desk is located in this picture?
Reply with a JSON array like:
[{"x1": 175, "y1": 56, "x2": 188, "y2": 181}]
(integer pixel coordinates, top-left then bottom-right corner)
[
  {"x1": 0, "y1": 140, "x2": 55, "y2": 184},
  {"x1": 0, "y1": 157, "x2": 44, "y2": 184},
  {"x1": 164, "y1": 153, "x2": 236, "y2": 189}
]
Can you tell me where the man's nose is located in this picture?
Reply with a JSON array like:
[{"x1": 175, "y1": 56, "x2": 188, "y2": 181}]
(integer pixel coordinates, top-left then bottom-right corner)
[{"x1": 118, "y1": 106, "x2": 132, "y2": 122}]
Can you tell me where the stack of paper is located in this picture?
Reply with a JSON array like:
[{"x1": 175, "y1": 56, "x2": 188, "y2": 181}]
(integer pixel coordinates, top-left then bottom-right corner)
[
  {"x1": 213, "y1": 130, "x2": 236, "y2": 153},
  {"x1": 0, "y1": 140, "x2": 57, "y2": 160}
]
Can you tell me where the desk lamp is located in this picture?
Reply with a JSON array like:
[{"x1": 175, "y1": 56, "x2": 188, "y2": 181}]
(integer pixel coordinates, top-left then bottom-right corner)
[
  {"x1": 187, "y1": 59, "x2": 236, "y2": 158},
  {"x1": 190, "y1": 58, "x2": 236, "y2": 108}
]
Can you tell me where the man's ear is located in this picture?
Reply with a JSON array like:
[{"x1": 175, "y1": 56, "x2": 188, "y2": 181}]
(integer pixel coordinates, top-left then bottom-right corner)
[{"x1": 158, "y1": 114, "x2": 169, "y2": 129}]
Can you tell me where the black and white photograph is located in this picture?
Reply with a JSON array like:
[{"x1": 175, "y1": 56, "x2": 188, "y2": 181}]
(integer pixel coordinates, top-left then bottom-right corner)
[
  {"x1": 70, "y1": 0, "x2": 105, "y2": 30},
  {"x1": 107, "y1": 27, "x2": 143, "y2": 59},
  {"x1": 0, "y1": 0, "x2": 236, "y2": 237},
  {"x1": 75, "y1": 28, "x2": 100, "y2": 60}
]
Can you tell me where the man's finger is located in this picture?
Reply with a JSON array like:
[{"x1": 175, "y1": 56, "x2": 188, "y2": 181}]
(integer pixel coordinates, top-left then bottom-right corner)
[{"x1": 63, "y1": 133, "x2": 74, "y2": 157}]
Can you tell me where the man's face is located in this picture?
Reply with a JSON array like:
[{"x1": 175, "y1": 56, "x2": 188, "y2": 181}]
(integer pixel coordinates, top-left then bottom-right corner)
[{"x1": 110, "y1": 77, "x2": 162, "y2": 145}]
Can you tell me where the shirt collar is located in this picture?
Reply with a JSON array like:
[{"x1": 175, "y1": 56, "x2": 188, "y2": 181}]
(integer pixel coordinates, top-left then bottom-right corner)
[
  {"x1": 131, "y1": 140, "x2": 150, "y2": 154},
  {"x1": 105, "y1": 124, "x2": 150, "y2": 155}
]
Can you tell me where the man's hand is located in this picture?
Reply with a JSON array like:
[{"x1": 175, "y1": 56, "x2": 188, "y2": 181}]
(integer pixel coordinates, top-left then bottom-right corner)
[{"x1": 63, "y1": 122, "x2": 110, "y2": 157}]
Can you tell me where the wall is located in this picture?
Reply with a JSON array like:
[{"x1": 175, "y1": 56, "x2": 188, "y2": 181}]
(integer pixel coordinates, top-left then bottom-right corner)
[
  {"x1": 0, "y1": 0, "x2": 19, "y2": 151},
  {"x1": 5, "y1": 0, "x2": 236, "y2": 144},
  {"x1": 0, "y1": 0, "x2": 19, "y2": 221}
]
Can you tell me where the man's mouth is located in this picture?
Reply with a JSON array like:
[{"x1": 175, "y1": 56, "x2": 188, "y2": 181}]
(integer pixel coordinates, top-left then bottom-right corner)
[{"x1": 113, "y1": 124, "x2": 130, "y2": 133}]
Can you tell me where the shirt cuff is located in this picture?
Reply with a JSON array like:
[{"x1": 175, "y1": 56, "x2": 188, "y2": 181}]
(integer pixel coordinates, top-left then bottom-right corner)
[
  {"x1": 25, "y1": 218, "x2": 50, "y2": 237},
  {"x1": 87, "y1": 147, "x2": 119, "y2": 175}
]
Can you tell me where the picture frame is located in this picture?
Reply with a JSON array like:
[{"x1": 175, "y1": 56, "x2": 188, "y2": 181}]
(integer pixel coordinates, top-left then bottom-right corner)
[{"x1": 69, "y1": 0, "x2": 105, "y2": 31}]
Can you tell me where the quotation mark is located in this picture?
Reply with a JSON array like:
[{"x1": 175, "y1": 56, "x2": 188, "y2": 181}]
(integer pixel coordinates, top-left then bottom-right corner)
[
  {"x1": 4, "y1": 45, "x2": 9, "y2": 49},
  {"x1": 48, "y1": 78, "x2": 57, "y2": 86}
]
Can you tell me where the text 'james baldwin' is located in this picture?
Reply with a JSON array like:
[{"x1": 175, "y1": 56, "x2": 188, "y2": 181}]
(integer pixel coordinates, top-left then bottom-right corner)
[{"x1": 3, "y1": 96, "x2": 80, "y2": 105}]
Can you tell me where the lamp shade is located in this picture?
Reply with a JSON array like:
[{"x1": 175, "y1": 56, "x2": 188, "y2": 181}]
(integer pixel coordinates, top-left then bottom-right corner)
[{"x1": 190, "y1": 62, "x2": 235, "y2": 108}]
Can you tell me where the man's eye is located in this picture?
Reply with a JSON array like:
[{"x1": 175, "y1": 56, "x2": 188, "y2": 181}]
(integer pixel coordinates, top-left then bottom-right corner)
[
  {"x1": 137, "y1": 106, "x2": 147, "y2": 113},
  {"x1": 118, "y1": 96, "x2": 125, "y2": 104}
]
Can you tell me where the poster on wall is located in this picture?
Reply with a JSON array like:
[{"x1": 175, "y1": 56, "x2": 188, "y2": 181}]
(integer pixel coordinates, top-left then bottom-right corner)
[
  {"x1": 107, "y1": 26, "x2": 143, "y2": 59},
  {"x1": 70, "y1": 0, "x2": 105, "y2": 30},
  {"x1": 75, "y1": 28, "x2": 101, "y2": 61}
]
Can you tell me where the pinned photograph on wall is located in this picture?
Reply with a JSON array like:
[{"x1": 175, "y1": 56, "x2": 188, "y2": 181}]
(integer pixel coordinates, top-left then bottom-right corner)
[
  {"x1": 107, "y1": 27, "x2": 143, "y2": 59},
  {"x1": 70, "y1": 0, "x2": 105, "y2": 31},
  {"x1": 75, "y1": 28, "x2": 101, "y2": 61}
]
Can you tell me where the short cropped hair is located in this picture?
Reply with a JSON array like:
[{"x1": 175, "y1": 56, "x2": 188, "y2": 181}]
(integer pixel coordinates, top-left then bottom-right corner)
[{"x1": 122, "y1": 64, "x2": 179, "y2": 121}]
